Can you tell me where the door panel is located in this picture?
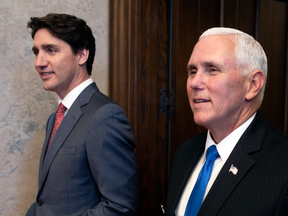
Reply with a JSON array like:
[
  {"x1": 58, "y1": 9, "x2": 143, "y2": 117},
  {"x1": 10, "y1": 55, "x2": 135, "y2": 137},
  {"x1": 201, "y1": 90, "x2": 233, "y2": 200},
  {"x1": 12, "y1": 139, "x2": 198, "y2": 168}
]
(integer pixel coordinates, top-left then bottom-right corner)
[{"x1": 110, "y1": 0, "x2": 170, "y2": 215}]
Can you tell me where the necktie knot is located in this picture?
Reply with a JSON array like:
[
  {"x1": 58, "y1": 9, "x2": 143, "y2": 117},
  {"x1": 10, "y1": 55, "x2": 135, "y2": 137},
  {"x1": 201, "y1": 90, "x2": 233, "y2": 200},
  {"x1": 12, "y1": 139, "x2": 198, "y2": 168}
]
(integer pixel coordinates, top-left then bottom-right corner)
[
  {"x1": 57, "y1": 103, "x2": 67, "y2": 114},
  {"x1": 206, "y1": 145, "x2": 219, "y2": 162}
]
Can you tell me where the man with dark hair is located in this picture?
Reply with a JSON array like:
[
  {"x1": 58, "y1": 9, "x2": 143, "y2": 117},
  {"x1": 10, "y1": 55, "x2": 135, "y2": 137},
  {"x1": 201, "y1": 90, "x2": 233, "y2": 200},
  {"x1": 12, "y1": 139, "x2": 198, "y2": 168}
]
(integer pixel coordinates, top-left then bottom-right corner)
[
  {"x1": 28, "y1": 13, "x2": 95, "y2": 76},
  {"x1": 25, "y1": 13, "x2": 139, "y2": 216}
]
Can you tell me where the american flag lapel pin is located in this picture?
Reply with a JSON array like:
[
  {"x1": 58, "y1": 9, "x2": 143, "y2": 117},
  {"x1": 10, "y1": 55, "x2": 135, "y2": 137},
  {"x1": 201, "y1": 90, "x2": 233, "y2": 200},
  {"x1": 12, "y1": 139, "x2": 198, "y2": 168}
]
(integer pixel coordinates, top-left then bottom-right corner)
[{"x1": 229, "y1": 164, "x2": 238, "y2": 175}]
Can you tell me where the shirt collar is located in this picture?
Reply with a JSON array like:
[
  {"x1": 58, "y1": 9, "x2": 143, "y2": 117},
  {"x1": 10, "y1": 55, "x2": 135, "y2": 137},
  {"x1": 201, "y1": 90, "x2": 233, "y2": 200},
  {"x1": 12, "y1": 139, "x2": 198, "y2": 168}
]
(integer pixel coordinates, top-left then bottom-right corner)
[
  {"x1": 205, "y1": 112, "x2": 256, "y2": 162},
  {"x1": 58, "y1": 78, "x2": 93, "y2": 110}
]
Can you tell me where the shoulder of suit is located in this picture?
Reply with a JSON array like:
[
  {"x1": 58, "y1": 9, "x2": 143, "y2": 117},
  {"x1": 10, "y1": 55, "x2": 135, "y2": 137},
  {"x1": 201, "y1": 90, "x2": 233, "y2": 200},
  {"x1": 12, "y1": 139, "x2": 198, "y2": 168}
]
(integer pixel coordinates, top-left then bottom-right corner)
[
  {"x1": 90, "y1": 91, "x2": 117, "y2": 105},
  {"x1": 176, "y1": 131, "x2": 207, "y2": 155},
  {"x1": 183, "y1": 131, "x2": 207, "y2": 145},
  {"x1": 80, "y1": 91, "x2": 120, "y2": 114},
  {"x1": 264, "y1": 122, "x2": 288, "y2": 145}
]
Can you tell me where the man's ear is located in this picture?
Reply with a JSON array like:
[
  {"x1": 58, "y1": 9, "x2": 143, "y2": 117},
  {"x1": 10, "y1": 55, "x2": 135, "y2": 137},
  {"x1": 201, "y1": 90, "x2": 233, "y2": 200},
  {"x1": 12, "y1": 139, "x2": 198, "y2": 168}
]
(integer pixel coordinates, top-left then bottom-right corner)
[
  {"x1": 78, "y1": 48, "x2": 89, "y2": 66},
  {"x1": 245, "y1": 70, "x2": 265, "y2": 101}
]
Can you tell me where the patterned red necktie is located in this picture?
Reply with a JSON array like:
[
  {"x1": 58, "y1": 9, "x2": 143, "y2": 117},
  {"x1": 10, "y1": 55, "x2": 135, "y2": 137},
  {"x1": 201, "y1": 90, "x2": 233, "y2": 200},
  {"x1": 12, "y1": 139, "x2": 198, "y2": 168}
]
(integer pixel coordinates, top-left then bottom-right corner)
[{"x1": 47, "y1": 103, "x2": 67, "y2": 149}]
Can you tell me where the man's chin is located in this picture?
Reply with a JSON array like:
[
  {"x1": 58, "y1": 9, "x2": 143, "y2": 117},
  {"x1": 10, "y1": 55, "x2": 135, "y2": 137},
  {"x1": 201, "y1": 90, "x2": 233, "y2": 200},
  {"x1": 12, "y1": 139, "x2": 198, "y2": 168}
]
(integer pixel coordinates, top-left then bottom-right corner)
[
  {"x1": 193, "y1": 115, "x2": 210, "y2": 128},
  {"x1": 42, "y1": 84, "x2": 55, "y2": 92}
]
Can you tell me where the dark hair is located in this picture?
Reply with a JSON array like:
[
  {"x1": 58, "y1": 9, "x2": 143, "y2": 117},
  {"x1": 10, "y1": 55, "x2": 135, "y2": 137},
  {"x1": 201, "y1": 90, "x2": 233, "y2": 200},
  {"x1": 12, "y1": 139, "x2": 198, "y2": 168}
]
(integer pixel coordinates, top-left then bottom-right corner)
[{"x1": 27, "y1": 13, "x2": 95, "y2": 75}]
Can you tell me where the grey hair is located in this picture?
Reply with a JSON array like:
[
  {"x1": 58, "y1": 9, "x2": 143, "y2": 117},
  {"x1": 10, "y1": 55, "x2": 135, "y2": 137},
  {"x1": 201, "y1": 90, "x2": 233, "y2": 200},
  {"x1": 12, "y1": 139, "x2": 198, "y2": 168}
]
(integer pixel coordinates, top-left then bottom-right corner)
[{"x1": 199, "y1": 27, "x2": 267, "y2": 100}]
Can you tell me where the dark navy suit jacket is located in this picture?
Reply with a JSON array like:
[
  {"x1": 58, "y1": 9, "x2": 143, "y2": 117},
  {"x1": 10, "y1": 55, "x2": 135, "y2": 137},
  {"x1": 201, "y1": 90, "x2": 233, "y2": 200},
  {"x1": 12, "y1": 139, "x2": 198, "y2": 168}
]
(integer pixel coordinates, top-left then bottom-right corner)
[
  {"x1": 26, "y1": 83, "x2": 139, "y2": 216},
  {"x1": 166, "y1": 112, "x2": 288, "y2": 216}
]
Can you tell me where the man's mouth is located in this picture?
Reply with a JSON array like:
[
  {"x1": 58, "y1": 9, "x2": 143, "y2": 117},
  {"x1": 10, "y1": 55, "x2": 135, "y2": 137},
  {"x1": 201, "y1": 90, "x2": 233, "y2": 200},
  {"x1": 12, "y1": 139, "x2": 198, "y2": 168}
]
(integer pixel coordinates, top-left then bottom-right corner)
[
  {"x1": 195, "y1": 99, "x2": 210, "y2": 103},
  {"x1": 42, "y1": 72, "x2": 53, "y2": 76}
]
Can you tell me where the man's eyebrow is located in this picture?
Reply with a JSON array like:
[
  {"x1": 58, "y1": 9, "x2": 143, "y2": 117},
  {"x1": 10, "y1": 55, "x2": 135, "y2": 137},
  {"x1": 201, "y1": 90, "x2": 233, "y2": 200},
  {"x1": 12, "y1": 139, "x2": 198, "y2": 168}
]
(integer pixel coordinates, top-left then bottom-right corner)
[
  {"x1": 187, "y1": 61, "x2": 220, "y2": 69},
  {"x1": 187, "y1": 63, "x2": 197, "y2": 70},
  {"x1": 32, "y1": 44, "x2": 59, "y2": 51},
  {"x1": 187, "y1": 63, "x2": 196, "y2": 70}
]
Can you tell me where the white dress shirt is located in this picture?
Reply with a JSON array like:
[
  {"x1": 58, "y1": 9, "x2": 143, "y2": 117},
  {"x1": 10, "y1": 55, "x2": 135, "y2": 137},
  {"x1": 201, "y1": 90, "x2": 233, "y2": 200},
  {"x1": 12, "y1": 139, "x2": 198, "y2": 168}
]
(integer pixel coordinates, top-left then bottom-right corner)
[
  {"x1": 175, "y1": 113, "x2": 256, "y2": 216},
  {"x1": 58, "y1": 78, "x2": 93, "y2": 114}
]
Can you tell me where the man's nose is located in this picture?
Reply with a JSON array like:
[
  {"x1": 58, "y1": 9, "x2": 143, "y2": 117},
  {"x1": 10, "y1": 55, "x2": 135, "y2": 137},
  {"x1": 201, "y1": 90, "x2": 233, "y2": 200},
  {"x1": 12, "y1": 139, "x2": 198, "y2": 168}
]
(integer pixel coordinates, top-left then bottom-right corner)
[
  {"x1": 188, "y1": 71, "x2": 205, "y2": 90},
  {"x1": 34, "y1": 52, "x2": 48, "y2": 69}
]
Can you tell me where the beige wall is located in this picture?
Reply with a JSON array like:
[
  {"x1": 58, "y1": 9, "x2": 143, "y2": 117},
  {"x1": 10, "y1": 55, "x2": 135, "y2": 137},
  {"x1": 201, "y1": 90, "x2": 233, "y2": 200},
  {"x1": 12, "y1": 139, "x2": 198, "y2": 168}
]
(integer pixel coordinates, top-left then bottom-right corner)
[{"x1": 0, "y1": 1, "x2": 109, "y2": 215}]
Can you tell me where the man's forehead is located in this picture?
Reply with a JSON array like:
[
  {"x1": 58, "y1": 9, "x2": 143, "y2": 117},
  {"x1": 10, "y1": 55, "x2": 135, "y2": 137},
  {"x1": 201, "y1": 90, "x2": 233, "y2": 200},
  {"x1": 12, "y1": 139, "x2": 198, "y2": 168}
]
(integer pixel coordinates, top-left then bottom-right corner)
[
  {"x1": 188, "y1": 36, "x2": 237, "y2": 69},
  {"x1": 191, "y1": 35, "x2": 236, "y2": 57},
  {"x1": 33, "y1": 28, "x2": 61, "y2": 43},
  {"x1": 197, "y1": 35, "x2": 236, "y2": 50},
  {"x1": 32, "y1": 28, "x2": 67, "y2": 48}
]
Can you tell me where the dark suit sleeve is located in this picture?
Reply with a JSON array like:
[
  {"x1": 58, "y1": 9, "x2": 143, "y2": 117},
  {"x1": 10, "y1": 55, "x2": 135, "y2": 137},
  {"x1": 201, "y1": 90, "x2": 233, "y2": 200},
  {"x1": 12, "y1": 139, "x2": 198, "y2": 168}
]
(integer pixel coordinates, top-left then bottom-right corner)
[
  {"x1": 82, "y1": 103, "x2": 139, "y2": 216},
  {"x1": 274, "y1": 181, "x2": 288, "y2": 216}
]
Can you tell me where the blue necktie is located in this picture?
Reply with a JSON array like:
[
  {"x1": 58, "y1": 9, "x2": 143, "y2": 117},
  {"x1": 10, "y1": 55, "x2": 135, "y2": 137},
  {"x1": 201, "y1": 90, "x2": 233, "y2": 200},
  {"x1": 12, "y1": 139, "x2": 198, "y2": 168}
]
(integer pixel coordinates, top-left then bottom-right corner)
[{"x1": 185, "y1": 145, "x2": 219, "y2": 216}]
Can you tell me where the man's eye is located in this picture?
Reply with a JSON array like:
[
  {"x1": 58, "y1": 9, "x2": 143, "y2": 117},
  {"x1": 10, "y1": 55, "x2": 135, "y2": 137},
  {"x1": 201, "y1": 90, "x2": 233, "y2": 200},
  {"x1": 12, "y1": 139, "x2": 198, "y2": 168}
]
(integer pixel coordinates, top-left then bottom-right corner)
[
  {"x1": 209, "y1": 68, "x2": 219, "y2": 73},
  {"x1": 188, "y1": 69, "x2": 197, "y2": 76},
  {"x1": 48, "y1": 48, "x2": 56, "y2": 53},
  {"x1": 33, "y1": 51, "x2": 39, "y2": 56}
]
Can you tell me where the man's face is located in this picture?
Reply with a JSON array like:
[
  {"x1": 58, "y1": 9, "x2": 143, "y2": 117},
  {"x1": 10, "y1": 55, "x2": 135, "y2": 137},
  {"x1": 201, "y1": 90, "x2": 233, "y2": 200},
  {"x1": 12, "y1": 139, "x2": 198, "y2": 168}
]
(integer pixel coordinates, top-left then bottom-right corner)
[
  {"x1": 32, "y1": 28, "x2": 82, "y2": 99},
  {"x1": 187, "y1": 35, "x2": 249, "y2": 135}
]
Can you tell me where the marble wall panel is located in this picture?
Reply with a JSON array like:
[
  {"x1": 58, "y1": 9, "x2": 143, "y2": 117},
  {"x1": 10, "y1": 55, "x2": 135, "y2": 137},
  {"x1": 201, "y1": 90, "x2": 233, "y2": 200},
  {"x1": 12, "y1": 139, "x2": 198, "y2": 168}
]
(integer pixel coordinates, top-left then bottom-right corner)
[{"x1": 0, "y1": 1, "x2": 109, "y2": 215}]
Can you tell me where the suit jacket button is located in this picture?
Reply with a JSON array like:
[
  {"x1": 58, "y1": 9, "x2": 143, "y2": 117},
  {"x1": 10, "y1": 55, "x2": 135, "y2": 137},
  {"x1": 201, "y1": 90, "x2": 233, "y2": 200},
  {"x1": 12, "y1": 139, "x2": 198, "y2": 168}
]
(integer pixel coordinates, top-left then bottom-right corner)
[{"x1": 38, "y1": 200, "x2": 44, "y2": 206}]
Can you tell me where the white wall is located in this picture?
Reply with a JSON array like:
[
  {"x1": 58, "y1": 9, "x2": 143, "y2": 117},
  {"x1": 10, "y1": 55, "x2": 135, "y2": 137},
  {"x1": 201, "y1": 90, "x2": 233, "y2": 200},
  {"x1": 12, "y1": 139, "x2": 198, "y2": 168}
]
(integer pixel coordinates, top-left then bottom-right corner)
[{"x1": 0, "y1": 1, "x2": 109, "y2": 215}]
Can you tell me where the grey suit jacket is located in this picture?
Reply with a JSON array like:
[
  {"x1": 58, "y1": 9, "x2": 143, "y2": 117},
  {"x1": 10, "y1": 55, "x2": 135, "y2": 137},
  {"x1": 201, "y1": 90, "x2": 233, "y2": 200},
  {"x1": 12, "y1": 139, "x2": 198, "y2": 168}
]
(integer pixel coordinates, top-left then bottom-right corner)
[
  {"x1": 26, "y1": 83, "x2": 139, "y2": 216},
  {"x1": 166, "y1": 112, "x2": 288, "y2": 216}
]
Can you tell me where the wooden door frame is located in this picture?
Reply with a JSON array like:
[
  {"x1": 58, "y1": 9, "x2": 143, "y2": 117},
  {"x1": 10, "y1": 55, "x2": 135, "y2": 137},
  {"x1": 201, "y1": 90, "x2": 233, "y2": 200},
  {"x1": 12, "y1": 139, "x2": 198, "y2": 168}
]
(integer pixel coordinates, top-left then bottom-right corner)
[{"x1": 109, "y1": 0, "x2": 170, "y2": 215}]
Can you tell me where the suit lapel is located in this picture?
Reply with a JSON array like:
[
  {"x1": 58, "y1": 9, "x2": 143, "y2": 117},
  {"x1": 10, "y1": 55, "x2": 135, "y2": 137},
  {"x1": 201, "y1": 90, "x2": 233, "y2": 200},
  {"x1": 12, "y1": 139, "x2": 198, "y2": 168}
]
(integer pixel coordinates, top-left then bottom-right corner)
[
  {"x1": 38, "y1": 83, "x2": 99, "y2": 193},
  {"x1": 168, "y1": 133, "x2": 206, "y2": 213},
  {"x1": 39, "y1": 113, "x2": 55, "y2": 171},
  {"x1": 198, "y1": 112, "x2": 268, "y2": 216},
  {"x1": 198, "y1": 141, "x2": 256, "y2": 216}
]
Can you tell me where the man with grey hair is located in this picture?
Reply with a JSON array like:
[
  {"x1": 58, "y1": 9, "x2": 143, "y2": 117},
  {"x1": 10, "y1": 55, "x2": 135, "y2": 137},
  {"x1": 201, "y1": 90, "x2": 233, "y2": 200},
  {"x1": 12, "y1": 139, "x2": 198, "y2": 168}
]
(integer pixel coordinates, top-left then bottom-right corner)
[{"x1": 166, "y1": 27, "x2": 288, "y2": 216}]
